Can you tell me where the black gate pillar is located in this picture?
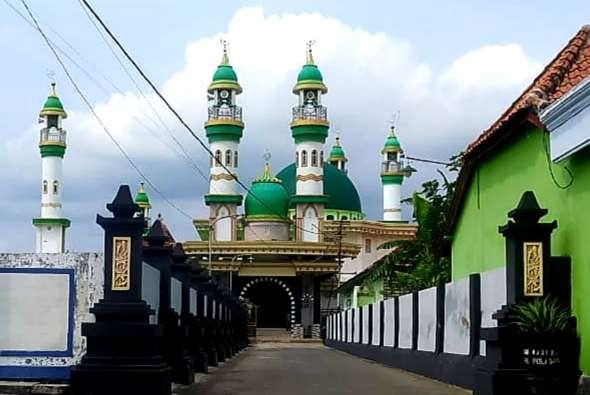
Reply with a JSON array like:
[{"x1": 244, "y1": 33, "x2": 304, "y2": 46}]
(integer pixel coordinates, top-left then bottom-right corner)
[
  {"x1": 70, "y1": 185, "x2": 170, "y2": 395},
  {"x1": 475, "y1": 191, "x2": 576, "y2": 395},
  {"x1": 188, "y1": 264, "x2": 211, "y2": 371}
]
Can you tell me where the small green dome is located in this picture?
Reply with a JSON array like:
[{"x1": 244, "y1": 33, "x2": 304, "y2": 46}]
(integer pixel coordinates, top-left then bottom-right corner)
[
  {"x1": 383, "y1": 127, "x2": 402, "y2": 151},
  {"x1": 134, "y1": 183, "x2": 151, "y2": 208},
  {"x1": 297, "y1": 64, "x2": 323, "y2": 82},
  {"x1": 245, "y1": 164, "x2": 290, "y2": 219},
  {"x1": 329, "y1": 137, "x2": 346, "y2": 160},
  {"x1": 40, "y1": 83, "x2": 67, "y2": 118},
  {"x1": 213, "y1": 64, "x2": 238, "y2": 82},
  {"x1": 276, "y1": 162, "x2": 362, "y2": 213}
]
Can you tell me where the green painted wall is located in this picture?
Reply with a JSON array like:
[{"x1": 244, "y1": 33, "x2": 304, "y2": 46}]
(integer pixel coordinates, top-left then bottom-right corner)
[{"x1": 452, "y1": 126, "x2": 590, "y2": 374}]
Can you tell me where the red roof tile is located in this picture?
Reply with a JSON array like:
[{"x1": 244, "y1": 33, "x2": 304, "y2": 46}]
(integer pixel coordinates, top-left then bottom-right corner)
[{"x1": 464, "y1": 25, "x2": 590, "y2": 158}]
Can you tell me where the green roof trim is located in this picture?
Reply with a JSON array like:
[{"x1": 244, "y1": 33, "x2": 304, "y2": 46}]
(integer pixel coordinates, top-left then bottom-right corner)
[
  {"x1": 213, "y1": 64, "x2": 238, "y2": 82},
  {"x1": 277, "y1": 162, "x2": 363, "y2": 212},
  {"x1": 40, "y1": 83, "x2": 67, "y2": 118},
  {"x1": 381, "y1": 174, "x2": 404, "y2": 185},
  {"x1": 383, "y1": 127, "x2": 402, "y2": 151},
  {"x1": 205, "y1": 123, "x2": 244, "y2": 142},
  {"x1": 204, "y1": 194, "x2": 243, "y2": 206},
  {"x1": 329, "y1": 137, "x2": 346, "y2": 161},
  {"x1": 289, "y1": 195, "x2": 329, "y2": 205},
  {"x1": 291, "y1": 124, "x2": 329, "y2": 143},
  {"x1": 32, "y1": 217, "x2": 71, "y2": 227},
  {"x1": 134, "y1": 182, "x2": 151, "y2": 207},
  {"x1": 40, "y1": 145, "x2": 66, "y2": 158}
]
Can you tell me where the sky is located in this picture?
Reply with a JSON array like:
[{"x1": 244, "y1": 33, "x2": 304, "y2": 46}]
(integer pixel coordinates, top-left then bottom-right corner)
[{"x1": 1, "y1": 0, "x2": 588, "y2": 252}]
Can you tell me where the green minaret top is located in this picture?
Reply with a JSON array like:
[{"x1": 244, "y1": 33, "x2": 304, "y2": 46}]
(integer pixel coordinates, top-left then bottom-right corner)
[
  {"x1": 329, "y1": 137, "x2": 347, "y2": 161},
  {"x1": 134, "y1": 182, "x2": 151, "y2": 209},
  {"x1": 382, "y1": 126, "x2": 402, "y2": 153},
  {"x1": 40, "y1": 83, "x2": 67, "y2": 119},
  {"x1": 208, "y1": 40, "x2": 242, "y2": 94},
  {"x1": 293, "y1": 41, "x2": 327, "y2": 94}
]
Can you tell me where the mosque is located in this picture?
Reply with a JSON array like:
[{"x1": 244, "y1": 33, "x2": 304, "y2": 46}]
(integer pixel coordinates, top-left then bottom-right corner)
[{"x1": 32, "y1": 43, "x2": 417, "y2": 338}]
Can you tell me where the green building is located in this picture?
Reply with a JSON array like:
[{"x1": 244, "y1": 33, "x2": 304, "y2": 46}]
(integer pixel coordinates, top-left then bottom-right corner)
[{"x1": 448, "y1": 25, "x2": 590, "y2": 378}]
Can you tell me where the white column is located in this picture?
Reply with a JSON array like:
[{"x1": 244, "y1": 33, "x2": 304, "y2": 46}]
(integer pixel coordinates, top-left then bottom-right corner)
[
  {"x1": 295, "y1": 141, "x2": 323, "y2": 196},
  {"x1": 41, "y1": 156, "x2": 64, "y2": 218},
  {"x1": 383, "y1": 183, "x2": 401, "y2": 221},
  {"x1": 209, "y1": 140, "x2": 238, "y2": 195}
]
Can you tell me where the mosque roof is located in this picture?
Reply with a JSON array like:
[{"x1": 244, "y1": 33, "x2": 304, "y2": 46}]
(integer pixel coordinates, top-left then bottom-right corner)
[
  {"x1": 40, "y1": 83, "x2": 67, "y2": 118},
  {"x1": 245, "y1": 163, "x2": 290, "y2": 219}
]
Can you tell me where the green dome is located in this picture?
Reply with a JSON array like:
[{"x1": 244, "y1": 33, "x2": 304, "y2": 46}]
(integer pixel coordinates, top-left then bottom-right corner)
[
  {"x1": 40, "y1": 83, "x2": 67, "y2": 118},
  {"x1": 329, "y1": 137, "x2": 346, "y2": 160},
  {"x1": 383, "y1": 127, "x2": 402, "y2": 151},
  {"x1": 245, "y1": 164, "x2": 290, "y2": 219},
  {"x1": 213, "y1": 64, "x2": 238, "y2": 82},
  {"x1": 297, "y1": 64, "x2": 323, "y2": 82},
  {"x1": 134, "y1": 183, "x2": 151, "y2": 208},
  {"x1": 276, "y1": 162, "x2": 362, "y2": 213}
]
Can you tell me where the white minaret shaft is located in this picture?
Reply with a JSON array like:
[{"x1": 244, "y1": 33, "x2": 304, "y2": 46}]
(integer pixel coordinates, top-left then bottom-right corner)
[
  {"x1": 380, "y1": 125, "x2": 411, "y2": 221},
  {"x1": 33, "y1": 83, "x2": 70, "y2": 253}
]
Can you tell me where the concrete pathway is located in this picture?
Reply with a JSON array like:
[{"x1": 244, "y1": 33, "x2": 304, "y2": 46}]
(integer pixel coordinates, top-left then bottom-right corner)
[{"x1": 180, "y1": 343, "x2": 470, "y2": 395}]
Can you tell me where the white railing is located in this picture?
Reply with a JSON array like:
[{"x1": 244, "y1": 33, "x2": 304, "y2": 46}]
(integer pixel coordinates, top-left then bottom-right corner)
[
  {"x1": 292, "y1": 105, "x2": 328, "y2": 122},
  {"x1": 208, "y1": 105, "x2": 242, "y2": 122},
  {"x1": 40, "y1": 127, "x2": 66, "y2": 145}
]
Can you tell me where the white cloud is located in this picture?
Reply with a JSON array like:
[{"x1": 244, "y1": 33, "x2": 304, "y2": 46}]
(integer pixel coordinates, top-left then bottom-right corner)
[{"x1": 1, "y1": 6, "x2": 542, "y2": 252}]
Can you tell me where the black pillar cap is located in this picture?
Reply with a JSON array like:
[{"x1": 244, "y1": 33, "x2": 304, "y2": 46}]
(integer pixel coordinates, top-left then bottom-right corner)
[
  {"x1": 508, "y1": 191, "x2": 548, "y2": 224},
  {"x1": 146, "y1": 219, "x2": 167, "y2": 247},
  {"x1": 106, "y1": 185, "x2": 139, "y2": 218}
]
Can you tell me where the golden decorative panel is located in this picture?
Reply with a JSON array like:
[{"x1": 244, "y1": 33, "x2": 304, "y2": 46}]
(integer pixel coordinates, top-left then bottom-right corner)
[
  {"x1": 523, "y1": 242, "x2": 543, "y2": 296},
  {"x1": 112, "y1": 236, "x2": 131, "y2": 291},
  {"x1": 210, "y1": 173, "x2": 235, "y2": 181},
  {"x1": 296, "y1": 174, "x2": 323, "y2": 182}
]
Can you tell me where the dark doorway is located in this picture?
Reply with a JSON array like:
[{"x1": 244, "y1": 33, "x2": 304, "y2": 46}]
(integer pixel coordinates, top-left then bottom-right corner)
[{"x1": 244, "y1": 281, "x2": 290, "y2": 328}]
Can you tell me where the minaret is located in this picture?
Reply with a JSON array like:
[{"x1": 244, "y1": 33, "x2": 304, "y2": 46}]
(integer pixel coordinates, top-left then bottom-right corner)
[
  {"x1": 33, "y1": 83, "x2": 70, "y2": 253},
  {"x1": 290, "y1": 41, "x2": 329, "y2": 242},
  {"x1": 380, "y1": 125, "x2": 411, "y2": 221},
  {"x1": 203, "y1": 41, "x2": 244, "y2": 241},
  {"x1": 328, "y1": 136, "x2": 347, "y2": 173},
  {"x1": 134, "y1": 182, "x2": 152, "y2": 229}
]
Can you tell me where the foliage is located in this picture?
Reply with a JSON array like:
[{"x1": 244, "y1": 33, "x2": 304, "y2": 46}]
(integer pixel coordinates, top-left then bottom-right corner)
[
  {"x1": 371, "y1": 154, "x2": 461, "y2": 294},
  {"x1": 513, "y1": 297, "x2": 575, "y2": 336}
]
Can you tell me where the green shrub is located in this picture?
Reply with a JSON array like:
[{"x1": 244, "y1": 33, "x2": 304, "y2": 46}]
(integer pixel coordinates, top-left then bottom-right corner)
[{"x1": 513, "y1": 297, "x2": 574, "y2": 336}]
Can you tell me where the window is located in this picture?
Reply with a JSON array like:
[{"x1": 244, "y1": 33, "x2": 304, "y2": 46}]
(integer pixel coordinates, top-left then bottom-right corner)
[
  {"x1": 296, "y1": 152, "x2": 299, "y2": 167},
  {"x1": 341, "y1": 216, "x2": 348, "y2": 220},
  {"x1": 234, "y1": 151, "x2": 238, "y2": 167},
  {"x1": 326, "y1": 215, "x2": 334, "y2": 220},
  {"x1": 53, "y1": 180, "x2": 59, "y2": 194},
  {"x1": 214, "y1": 150, "x2": 222, "y2": 166},
  {"x1": 225, "y1": 150, "x2": 232, "y2": 166},
  {"x1": 301, "y1": 150, "x2": 308, "y2": 167},
  {"x1": 47, "y1": 115, "x2": 58, "y2": 129},
  {"x1": 311, "y1": 150, "x2": 318, "y2": 167},
  {"x1": 42, "y1": 180, "x2": 48, "y2": 194},
  {"x1": 387, "y1": 152, "x2": 396, "y2": 161},
  {"x1": 365, "y1": 239, "x2": 372, "y2": 253},
  {"x1": 320, "y1": 151, "x2": 324, "y2": 164}
]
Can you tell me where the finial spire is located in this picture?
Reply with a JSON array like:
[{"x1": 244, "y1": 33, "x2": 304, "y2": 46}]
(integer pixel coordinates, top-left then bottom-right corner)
[
  {"x1": 138, "y1": 182, "x2": 145, "y2": 194},
  {"x1": 306, "y1": 40, "x2": 315, "y2": 64},
  {"x1": 220, "y1": 39, "x2": 229, "y2": 65},
  {"x1": 49, "y1": 82, "x2": 57, "y2": 97}
]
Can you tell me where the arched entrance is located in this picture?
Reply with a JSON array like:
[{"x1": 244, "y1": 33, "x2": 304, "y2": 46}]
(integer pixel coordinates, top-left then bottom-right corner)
[{"x1": 240, "y1": 278, "x2": 295, "y2": 329}]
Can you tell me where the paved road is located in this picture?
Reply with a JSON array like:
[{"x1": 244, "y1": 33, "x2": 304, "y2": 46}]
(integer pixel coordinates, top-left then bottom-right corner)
[{"x1": 181, "y1": 343, "x2": 470, "y2": 395}]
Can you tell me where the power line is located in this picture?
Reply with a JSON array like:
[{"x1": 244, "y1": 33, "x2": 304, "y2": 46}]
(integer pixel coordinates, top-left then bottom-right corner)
[
  {"x1": 18, "y1": 0, "x2": 193, "y2": 220},
  {"x1": 79, "y1": 0, "x2": 327, "y2": 237}
]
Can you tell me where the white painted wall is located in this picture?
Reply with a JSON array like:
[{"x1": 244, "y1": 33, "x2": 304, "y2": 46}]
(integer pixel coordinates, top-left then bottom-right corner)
[
  {"x1": 418, "y1": 287, "x2": 437, "y2": 352},
  {"x1": 190, "y1": 289, "x2": 197, "y2": 316},
  {"x1": 398, "y1": 294, "x2": 413, "y2": 349},
  {"x1": 245, "y1": 222, "x2": 289, "y2": 241},
  {"x1": 171, "y1": 277, "x2": 182, "y2": 314},
  {"x1": 383, "y1": 183, "x2": 401, "y2": 221},
  {"x1": 35, "y1": 225, "x2": 64, "y2": 254},
  {"x1": 339, "y1": 232, "x2": 397, "y2": 283},
  {"x1": 362, "y1": 306, "x2": 370, "y2": 345},
  {"x1": 444, "y1": 277, "x2": 470, "y2": 355},
  {"x1": 141, "y1": 262, "x2": 160, "y2": 324},
  {"x1": 295, "y1": 141, "x2": 324, "y2": 196},
  {"x1": 40, "y1": 156, "x2": 64, "y2": 218},
  {"x1": 346, "y1": 309, "x2": 353, "y2": 342},
  {"x1": 372, "y1": 302, "x2": 381, "y2": 346},
  {"x1": 215, "y1": 206, "x2": 232, "y2": 241},
  {"x1": 480, "y1": 267, "x2": 506, "y2": 356},
  {"x1": 302, "y1": 206, "x2": 319, "y2": 242},
  {"x1": 0, "y1": 253, "x2": 103, "y2": 372},
  {"x1": 383, "y1": 298, "x2": 395, "y2": 347}
]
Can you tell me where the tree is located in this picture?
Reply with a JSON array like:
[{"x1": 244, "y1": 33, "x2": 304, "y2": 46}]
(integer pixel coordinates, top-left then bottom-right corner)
[{"x1": 372, "y1": 155, "x2": 461, "y2": 295}]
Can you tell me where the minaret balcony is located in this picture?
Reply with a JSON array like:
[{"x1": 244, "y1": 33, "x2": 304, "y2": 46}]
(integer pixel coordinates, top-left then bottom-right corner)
[
  {"x1": 40, "y1": 127, "x2": 66, "y2": 146},
  {"x1": 292, "y1": 105, "x2": 328, "y2": 123},
  {"x1": 381, "y1": 161, "x2": 414, "y2": 177},
  {"x1": 208, "y1": 105, "x2": 242, "y2": 122}
]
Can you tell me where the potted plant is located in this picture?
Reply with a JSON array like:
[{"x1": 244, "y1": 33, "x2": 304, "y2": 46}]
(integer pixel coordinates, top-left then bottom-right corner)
[{"x1": 512, "y1": 297, "x2": 580, "y2": 395}]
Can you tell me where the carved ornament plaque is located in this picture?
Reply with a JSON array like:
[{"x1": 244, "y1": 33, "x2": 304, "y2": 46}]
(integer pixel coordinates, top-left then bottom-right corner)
[
  {"x1": 523, "y1": 242, "x2": 543, "y2": 296},
  {"x1": 112, "y1": 236, "x2": 131, "y2": 291}
]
